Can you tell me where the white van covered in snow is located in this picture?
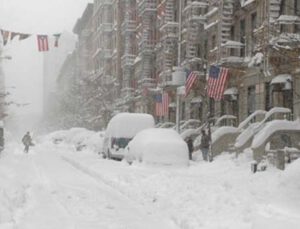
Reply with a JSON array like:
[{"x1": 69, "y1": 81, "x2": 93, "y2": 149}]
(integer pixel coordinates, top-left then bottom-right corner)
[{"x1": 102, "y1": 113, "x2": 155, "y2": 160}]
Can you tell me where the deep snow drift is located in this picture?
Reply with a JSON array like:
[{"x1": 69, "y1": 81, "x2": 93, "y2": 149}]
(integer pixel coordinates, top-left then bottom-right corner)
[{"x1": 0, "y1": 128, "x2": 299, "y2": 229}]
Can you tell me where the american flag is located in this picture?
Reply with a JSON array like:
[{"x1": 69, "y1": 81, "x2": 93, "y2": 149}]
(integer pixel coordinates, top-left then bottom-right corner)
[
  {"x1": 155, "y1": 92, "x2": 169, "y2": 117},
  {"x1": 1, "y1": 30, "x2": 10, "y2": 46},
  {"x1": 37, "y1": 35, "x2": 49, "y2": 52},
  {"x1": 207, "y1": 65, "x2": 229, "y2": 101},
  {"x1": 53, "y1": 33, "x2": 61, "y2": 47},
  {"x1": 185, "y1": 71, "x2": 198, "y2": 97}
]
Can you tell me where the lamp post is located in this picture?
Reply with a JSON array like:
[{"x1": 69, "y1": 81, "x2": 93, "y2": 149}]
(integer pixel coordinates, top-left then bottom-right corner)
[{"x1": 173, "y1": 0, "x2": 186, "y2": 133}]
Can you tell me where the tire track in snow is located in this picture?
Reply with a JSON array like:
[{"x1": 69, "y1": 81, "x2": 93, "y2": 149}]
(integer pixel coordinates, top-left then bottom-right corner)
[
  {"x1": 61, "y1": 155, "x2": 181, "y2": 229},
  {"x1": 24, "y1": 153, "x2": 77, "y2": 229},
  {"x1": 28, "y1": 146, "x2": 179, "y2": 229}
]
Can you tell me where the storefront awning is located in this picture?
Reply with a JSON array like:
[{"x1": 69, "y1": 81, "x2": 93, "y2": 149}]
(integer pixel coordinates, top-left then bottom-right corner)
[
  {"x1": 270, "y1": 74, "x2": 292, "y2": 85},
  {"x1": 224, "y1": 87, "x2": 238, "y2": 95},
  {"x1": 190, "y1": 96, "x2": 202, "y2": 103}
]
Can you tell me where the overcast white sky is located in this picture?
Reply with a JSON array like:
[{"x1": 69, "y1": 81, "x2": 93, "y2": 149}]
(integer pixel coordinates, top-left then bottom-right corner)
[{"x1": 0, "y1": 0, "x2": 92, "y2": 116}]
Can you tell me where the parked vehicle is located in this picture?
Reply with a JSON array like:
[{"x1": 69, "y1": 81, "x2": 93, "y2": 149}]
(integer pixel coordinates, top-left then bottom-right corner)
[
  {"x1": 124, "y1": 128, "x2": 189, "y2": 166},
  {"x1": 102, "y1": 113, "x2": 155, "y2": 160}
]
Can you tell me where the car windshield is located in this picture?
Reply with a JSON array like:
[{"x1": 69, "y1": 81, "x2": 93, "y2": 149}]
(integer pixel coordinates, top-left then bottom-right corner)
[{"x1": 115, "y1": 138, "x2": 132, "y2": 148}]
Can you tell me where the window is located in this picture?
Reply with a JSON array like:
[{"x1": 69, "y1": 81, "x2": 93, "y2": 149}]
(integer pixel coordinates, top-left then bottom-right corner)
[
  {"x1": 230, "y1": 26, "x2": 235, "y2": 40},
  {"x1": 212, "y1": 35, "x2": 216, "y2": 50},
  {"x1": 295, "y1": 0, "x2": 300, "y2": 32},
  {"x1": 251, "y1": 12, "x2": 257, "y2": 31},
  {"x1": 279, "y1": 0, "x2": 286, "y2": 15},
  {"x1": 251, "y1": 12, "x2": 257, "y2": 53},
  {"x1": 247, "y1": 86, "x2": 256, "y2": 115},
  {"x1": 204, "y1": 39, "x2": 208, "y2": 60},
  {"x1": 230, "y1": 26, "x2": 235, "y2": 56},
  {"x1": 240, "y1": 19, "x2": 245, "y2": 57},
  {"x1": 265, "y1": 82, "x2": 271, "y2": 111},
  {"x1": 220, "y1": 100, "x2": 225, "y2": 116}
]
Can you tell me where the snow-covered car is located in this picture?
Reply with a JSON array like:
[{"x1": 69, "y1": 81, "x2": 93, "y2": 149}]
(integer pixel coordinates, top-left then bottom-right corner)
[
  {"x1": 103, "y1": 113, "x2": 155, "y2": 160},
  {"x1": 124, "y1": 128, "x2": 189, "y2": 166}
]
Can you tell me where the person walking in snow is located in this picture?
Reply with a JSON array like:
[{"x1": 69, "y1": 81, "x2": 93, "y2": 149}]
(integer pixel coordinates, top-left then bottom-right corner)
[
  {"x1": 22, "y1": 131, "x2": 33, "y2": 153},
  {"x1": 200, "y1": 129, "x2": 210, "y2": 161},
  {"x1": 186, "y1": 137, "x2": 194, "y2": 160}
]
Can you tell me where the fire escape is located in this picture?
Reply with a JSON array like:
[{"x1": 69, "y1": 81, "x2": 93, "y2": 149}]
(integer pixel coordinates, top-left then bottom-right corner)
[
  {"x1": 99, "y1": 1, "x2": 114, "y2": 86},
  {"x1": 120, "y1": 0, "x2": 137, "y2": 102},
  {"x1": 137, "y1": 0, "x2": 157, "y2": 89},
  {"x1": 157, "y1": 0, "x2": 178, "y2": 87},
  {"x1": 206, "y1": 0, "x2": 236, "y2": 66},
  {"x1": 254, "y1": 0, "x2": 281, "y2": 76},
  {"x1": 218, "y1": 0, "x2": 242, "y2": 67},
  {"x1": 182, "y1": 0, "x2": 207, "y2": 69}
]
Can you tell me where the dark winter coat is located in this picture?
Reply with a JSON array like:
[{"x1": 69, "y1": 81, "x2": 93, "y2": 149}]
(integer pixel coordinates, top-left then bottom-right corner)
[
  {"x1": 200, "y1": 134, "x2": 210, "y2": 149},
  {"x1": 22, "y1": 134, "x2": 32, "y2": 146}
]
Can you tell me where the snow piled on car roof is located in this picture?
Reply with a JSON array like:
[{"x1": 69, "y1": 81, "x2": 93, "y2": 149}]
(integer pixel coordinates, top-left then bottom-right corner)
[{"x1": 106, "y1": 113, "x2": 155, "y2": 138}]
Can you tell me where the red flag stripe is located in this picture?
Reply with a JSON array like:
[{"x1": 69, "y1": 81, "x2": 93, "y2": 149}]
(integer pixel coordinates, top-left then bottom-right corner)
[
  {"x1": 185, "y1": 71, "x2": 198, "y2": 97},
  {"x1": 207, "y1": 66, "x2": 229, "y2": 101},
  {"x1": 155, "y1": 92, "x2": 169, "y2": 117},
  {"x1": 211, "y1": 68, "x2": 223, "y2": 99},
  {"x1": 215, "y1": 68, "x2": 229, "y2": 100},
  {"x1": 37, "y1": 35, "x2": 49, "y2": 52}
]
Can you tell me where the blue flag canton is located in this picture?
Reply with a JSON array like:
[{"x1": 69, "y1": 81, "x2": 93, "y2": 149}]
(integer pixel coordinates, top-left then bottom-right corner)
[
  {"x1": 184, "y1": 68, "x2": 192, "y2": 80},
  {"x1": 155, "y1": 94, "x2": 162, "y2": 103},
  {"x1": 209, "y1": 65, "x2": 221, "y2": 79}
]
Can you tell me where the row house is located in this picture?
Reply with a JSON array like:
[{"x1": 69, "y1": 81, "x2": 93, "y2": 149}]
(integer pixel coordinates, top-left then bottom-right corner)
[
  {"x1": 181, "y1": 0, "x2": 208, "y2": 122},
  {"x1": 118, "y1": 0, "x2": 137, "y2": 112},
  {"x1": 92, "y1": 0, "x2": 115, "y2": 124},
  {"x1": 206, "y1": 0, "x2": 300, "y2": 123},
  {"x1": 134, "y1": 0, "x2": 157, "y2": 114},
  {"x1": 58, "y1": 0, "x2": 300, "y2": 129},
  {"x1": 73, "y1": 3, "x2": 94, "y2": 81}
]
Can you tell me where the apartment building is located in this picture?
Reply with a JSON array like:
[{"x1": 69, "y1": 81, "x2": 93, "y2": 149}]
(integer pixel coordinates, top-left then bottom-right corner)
[
  {"x1": 135, "y1": 0, "x2": 157, "y2": 113},
  {"x1": 118, "y1": 0, "x2": 137, "y2": 112},
  {"x1": 205, "y1": 0, "x2": 300, "y2": 123},
  {"x1": 181, "y1": 0, "x2": 208, "y2": 121},
  {"x1": 56, "y1": 0, "x2": 300, "y2": 129},
  {"x1": 73, "y1": 3, "x2": 94, "y2": 80}
]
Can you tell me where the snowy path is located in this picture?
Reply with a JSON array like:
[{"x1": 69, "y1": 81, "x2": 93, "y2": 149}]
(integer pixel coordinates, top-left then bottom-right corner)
[{"x1": 10, "y1": 145, "x2": 178, "y2": 229}]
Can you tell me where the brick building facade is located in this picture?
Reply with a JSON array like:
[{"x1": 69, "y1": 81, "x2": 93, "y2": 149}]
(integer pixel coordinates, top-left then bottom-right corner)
[{"x1": 57, "y1": 0, "x2": 300, "y2": 129}]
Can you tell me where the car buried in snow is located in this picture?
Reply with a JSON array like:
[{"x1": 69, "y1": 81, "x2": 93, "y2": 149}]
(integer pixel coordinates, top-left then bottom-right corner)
[
  {"x1": 102, "y1": 113, "x2": 155, "y2": 160},
  {"x1": 124, "y1": 128, "x2": 189, "y2": 167}
]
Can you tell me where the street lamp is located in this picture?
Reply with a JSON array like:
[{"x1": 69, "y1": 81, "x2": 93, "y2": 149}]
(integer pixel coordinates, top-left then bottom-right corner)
[{"x1": 172, "y1": 0, "x2": 186, "y2": 133}]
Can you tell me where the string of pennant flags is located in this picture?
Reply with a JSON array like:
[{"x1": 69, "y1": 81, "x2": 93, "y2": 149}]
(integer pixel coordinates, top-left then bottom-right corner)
[{"x1": 0, "y1": 29, "x2": 61, "y2": 52}]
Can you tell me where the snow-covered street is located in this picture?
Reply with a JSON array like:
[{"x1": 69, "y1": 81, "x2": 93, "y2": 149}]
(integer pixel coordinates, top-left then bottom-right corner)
[
  {"x1": 1, "y1": 131, "x2": 300, "y2": 229},
  {"x1": 0, "y1": 142, "x2": 177, "y2": 229}
]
